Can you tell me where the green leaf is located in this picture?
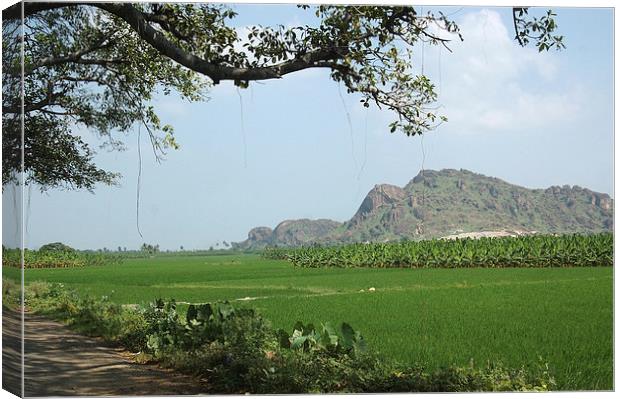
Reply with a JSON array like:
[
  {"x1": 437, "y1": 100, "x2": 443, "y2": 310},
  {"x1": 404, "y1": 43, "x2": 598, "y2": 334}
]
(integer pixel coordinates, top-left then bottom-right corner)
[
  {"x1": 217, "y1": 301, "x2": 234, "y2": 319},
  {"x1": 293, "y1": 321, "x2": 305, "y2": 333},
  {"x1": 290, "y1": 335, "x2": 308, "y2": 350},
  {"x1": 196, "y1": 303, "x2": 213, "y2": 321},
  {"x1": 340, "y1": 322, "x2": 355, "y2": 349},
  {"x1": 186, "y1": 304, "x2": 198, "y2": 323},
  {"x1": 276, "y1": 329, "x2": 291, "y2": 348}
]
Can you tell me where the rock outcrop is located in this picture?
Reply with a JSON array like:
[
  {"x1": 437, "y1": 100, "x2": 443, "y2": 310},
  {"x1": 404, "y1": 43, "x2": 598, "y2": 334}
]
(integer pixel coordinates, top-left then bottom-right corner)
[{"x1": 351, "y1": 184, "x2": 406, "y2": 224}]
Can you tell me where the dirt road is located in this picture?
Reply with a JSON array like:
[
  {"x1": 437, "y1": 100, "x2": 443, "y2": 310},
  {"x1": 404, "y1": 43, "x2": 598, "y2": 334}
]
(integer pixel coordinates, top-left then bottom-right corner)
[{"x1": 2, "y1": 308, "x2": 206, "y2": 396}]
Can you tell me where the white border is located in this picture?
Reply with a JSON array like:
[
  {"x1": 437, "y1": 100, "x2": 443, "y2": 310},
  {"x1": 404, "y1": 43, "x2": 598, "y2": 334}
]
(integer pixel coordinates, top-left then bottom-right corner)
[{"x1": 0, "y1": 1, "x2": 616, "y2": 399}]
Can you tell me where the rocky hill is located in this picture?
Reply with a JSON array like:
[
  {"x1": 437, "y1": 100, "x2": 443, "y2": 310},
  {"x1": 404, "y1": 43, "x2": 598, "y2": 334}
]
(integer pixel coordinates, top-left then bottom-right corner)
[
  {"x1": 234, "y1": 169, "x2": 613, "y2": 249},
  {"x1": 238, "y1": 219, "x2": 341, "y2": 248}
]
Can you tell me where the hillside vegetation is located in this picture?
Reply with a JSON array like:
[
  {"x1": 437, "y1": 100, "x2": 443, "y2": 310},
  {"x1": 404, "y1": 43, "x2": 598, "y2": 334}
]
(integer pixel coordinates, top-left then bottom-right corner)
[{"x1": 235, "y1": 169, "x2": 613, "y2": 249}]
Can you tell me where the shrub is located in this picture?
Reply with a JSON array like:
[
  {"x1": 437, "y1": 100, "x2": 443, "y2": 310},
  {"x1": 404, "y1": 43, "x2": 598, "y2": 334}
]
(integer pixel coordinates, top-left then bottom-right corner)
[
  {"x1": 2, "y1": 278, "x2": 21, "y2": 309},
  {"x1": 142, "y1": 299, "x2": 277, "y2": 392},
  {"x1": 425, "y1": 359, "x2": 556, "y2": 392}
]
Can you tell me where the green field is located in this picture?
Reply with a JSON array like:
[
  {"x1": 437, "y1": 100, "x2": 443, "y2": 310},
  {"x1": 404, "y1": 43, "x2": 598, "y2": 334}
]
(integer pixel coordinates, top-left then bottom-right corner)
[{"x1": 3, "y1": 254, "x2": 613, "y2": 390}]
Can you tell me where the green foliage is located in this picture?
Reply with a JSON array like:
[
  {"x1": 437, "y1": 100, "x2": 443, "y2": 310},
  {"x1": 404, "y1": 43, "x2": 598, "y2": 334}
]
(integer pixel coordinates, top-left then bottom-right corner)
[
  {"x1": 23, "y1": 282, "x2": 556, "y2": 393},
  {"x1": 2, "y1": 247, "x2": 122, "y2": 268},
  {"x1": 426, "y1": 359, "x2": 555, "y2": 392},
  {"x1": 2, "y1": 278, "x2": 21, "y2": 309},
  {"x1": 3, "y1": 4, "x2": 208, "y2": 190},
  {"x1": 513, "y1": 8, "x2": 565, "y2": 51},
  {"x1": 144, "y1": 299, "x2": 256, "y2": 355},
  {"x1": 144, "y1": 299, "x2": 277, "y2": 392},
  {"x1": 259, "y1": 349, "x2": 390, "y2": 393},
  {"x1": 262, "y1": 246, "x2": 291, "y2": 260},
  {"x1": 248, "y1": 339, "x2": 556, "y2": 393},
  {"x1": 265, "y1": 233, "x2": 613, "y2": 269},
  {"x1": 277, "y1": 321, "x2": 366, "y2": 355},
  {"x1": 140, "y1": 243, "x2": 161, "y2": 255},
  {"x1": 39, "y1": 242, "x2": 76, "y2": 252}
]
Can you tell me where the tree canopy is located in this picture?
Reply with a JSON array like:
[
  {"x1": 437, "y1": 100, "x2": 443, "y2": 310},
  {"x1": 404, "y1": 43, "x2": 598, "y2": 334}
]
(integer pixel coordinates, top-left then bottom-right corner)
[
  {"x1": 39, "y1": 241, "x2": 76, "y2": 252},
  {"x1": 2, "y1": 2, "x2": 564, "y2": 191}
]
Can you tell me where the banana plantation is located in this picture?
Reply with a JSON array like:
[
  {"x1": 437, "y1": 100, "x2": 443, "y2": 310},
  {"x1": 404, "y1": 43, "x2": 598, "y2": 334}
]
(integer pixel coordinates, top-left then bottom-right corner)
[{"x1": 264, "y1": 233, "x2": 613, "y2": 269}]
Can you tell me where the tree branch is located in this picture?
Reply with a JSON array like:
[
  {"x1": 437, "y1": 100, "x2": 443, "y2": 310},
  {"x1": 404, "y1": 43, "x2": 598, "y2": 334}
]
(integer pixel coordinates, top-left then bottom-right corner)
[
  {"x1": 23, "y1": 36, "x2": 116, "y2": 74},
  {"x1": 142, "y1": 12, "x2": 194, "y2": 43},
  {"x1": 92, "y1": 3, "x2": 347, "y2": 84},
  {"x1": 512, "y1": 8, "x2": 525, "y2": 46},
  {"x1": 3, "y1": 92, "x2": 65, "y2": 114},
  {"x1": 5, "y1": 2, "x2": 405, "y2": 86}
]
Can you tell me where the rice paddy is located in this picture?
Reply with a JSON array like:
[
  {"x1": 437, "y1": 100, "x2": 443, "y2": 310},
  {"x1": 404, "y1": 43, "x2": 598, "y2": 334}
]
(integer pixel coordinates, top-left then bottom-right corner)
[{"x1": 3, "y1": 253, "x2": 612, "y2": 390}]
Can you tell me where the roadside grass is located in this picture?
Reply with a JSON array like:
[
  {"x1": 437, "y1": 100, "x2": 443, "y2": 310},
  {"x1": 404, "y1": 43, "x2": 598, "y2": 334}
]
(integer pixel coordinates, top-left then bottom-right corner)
[{"x1": 4, "y1": 254, "x2": 612, "y2": 390}]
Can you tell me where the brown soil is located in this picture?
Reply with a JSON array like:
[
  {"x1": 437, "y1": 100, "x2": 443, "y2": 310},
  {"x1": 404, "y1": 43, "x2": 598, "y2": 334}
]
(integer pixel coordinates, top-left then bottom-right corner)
[{"x1": 2, "y1": 308, "x2": 207, "y2": 396}]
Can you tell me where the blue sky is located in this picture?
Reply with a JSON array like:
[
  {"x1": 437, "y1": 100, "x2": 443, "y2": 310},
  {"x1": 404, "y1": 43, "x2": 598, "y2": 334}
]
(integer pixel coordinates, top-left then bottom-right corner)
[{"x1": 2, "y1": 4, "x2": 614, "y2": 250}]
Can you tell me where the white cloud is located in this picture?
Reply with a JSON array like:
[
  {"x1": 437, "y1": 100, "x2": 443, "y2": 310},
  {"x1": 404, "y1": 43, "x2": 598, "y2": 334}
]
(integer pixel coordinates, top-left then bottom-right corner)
[
  {"x1": 326, "y1": 8, "x2": 580, "y2": 138},
  {"x1": 428, "y1": 9, "x2": 582, "y2": 135},
  {"x1": 156, "y1": 97, "x2": 192, "y2": 118}
]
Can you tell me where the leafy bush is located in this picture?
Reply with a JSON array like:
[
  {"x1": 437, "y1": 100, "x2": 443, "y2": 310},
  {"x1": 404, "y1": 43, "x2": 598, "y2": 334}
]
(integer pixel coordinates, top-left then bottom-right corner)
[
  {"x1": 258, "y1": 345, "x2": 556, "y2": 393},
  {"x1": 2, "y1": 278, "x2": 21, "y2": 309},
  {"x1": 116, "y1": 310, "x2": 150, "y2": 352},
  {"x1": 424, "y1": 359, "x2": 555, "y2": 392},
  {"x1": 142, "y1": 299, "x2": 277, "y2": 392},
  {"x1": 277, "y1": 321, "x2": 366, "y2": 355}
]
